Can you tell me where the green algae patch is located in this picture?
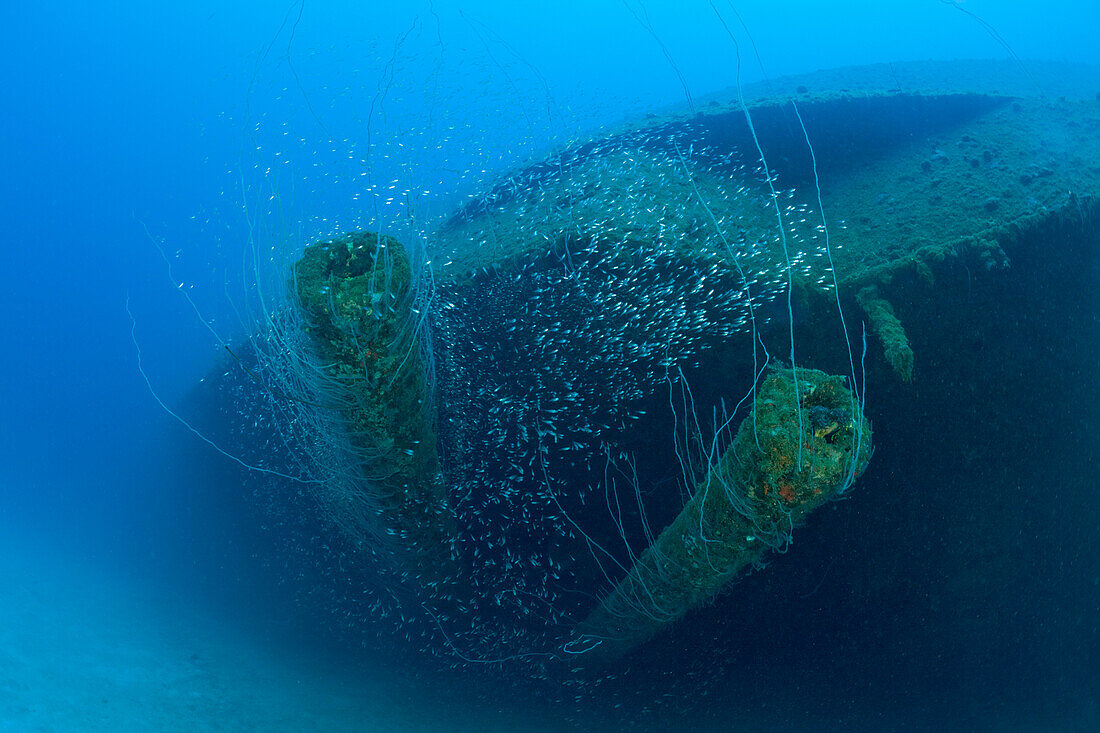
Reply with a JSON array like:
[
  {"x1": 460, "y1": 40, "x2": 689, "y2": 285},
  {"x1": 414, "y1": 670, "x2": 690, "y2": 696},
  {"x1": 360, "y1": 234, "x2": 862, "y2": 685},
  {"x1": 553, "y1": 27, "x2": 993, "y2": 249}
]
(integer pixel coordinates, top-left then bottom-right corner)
[
  {"x1": 294, "y1": 231, "x2": 454, "y2": 578},
  {"x1": 570, "y1": 366, "x2": 871, "y2": 661}
]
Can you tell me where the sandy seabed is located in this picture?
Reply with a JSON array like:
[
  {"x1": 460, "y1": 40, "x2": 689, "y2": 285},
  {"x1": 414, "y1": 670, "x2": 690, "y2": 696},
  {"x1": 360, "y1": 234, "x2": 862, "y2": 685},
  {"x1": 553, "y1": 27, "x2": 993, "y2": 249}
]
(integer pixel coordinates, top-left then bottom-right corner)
[{"x1": 0, "y1": 525, "x2": 552, "y2": 733}]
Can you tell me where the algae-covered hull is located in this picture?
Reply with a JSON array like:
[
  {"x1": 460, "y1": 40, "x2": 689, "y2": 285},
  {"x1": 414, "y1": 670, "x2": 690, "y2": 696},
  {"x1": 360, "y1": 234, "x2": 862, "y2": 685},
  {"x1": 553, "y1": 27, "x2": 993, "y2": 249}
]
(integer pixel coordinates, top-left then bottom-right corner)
[{"x1": 209, "y1": 60, "x2": 1099, "y2": 668}]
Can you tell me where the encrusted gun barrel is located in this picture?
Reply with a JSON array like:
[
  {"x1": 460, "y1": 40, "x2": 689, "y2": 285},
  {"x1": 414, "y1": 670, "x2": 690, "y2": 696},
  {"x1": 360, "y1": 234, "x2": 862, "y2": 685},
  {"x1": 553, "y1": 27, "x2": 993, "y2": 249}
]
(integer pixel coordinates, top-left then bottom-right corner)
[
  {"x1": 568, "y1": 366, "x2": 871, "y2": 661},
  {"x1": 293, "y1": 232, "x2": 456, "y2": 583}
]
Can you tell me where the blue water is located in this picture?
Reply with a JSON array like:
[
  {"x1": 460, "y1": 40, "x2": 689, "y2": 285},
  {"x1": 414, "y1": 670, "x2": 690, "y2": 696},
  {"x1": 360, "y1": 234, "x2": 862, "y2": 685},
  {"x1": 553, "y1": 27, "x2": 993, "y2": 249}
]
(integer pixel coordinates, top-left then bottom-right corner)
[{"x1": 2, "y1": 2, "x2": 1098, "y2": 731}]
